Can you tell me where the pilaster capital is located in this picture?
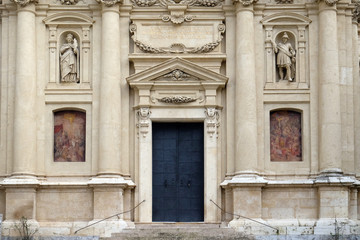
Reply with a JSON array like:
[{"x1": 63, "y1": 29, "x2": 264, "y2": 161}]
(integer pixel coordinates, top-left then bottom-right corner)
[
  {"x1": 96, "y1": 0, "x2": 123, "y2": 7},
  {"x1": 232, "y1": 0, "x2": 257, "y2": 6},
  {"x1": 317, "y1": 0, "x2": 338, "y2": 6},
  {"x1": 10, "y1": 0, "x2": 38, "y2": 7}
]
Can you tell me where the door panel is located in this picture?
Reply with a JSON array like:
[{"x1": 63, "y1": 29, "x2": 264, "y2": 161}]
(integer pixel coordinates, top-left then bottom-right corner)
[{"x1": 152, "y1": 122, "x2": 204, "y2": 222}]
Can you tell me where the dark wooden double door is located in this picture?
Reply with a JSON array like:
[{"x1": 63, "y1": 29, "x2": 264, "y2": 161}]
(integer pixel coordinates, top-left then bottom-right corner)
[{"x1": 152, "y1": 122, "x2": 204, "y2": 222}]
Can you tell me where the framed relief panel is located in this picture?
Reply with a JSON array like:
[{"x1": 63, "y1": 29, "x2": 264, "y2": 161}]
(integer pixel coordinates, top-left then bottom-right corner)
[{"x1": 54, "y1": 110, "x2": 86, "y2": 162}]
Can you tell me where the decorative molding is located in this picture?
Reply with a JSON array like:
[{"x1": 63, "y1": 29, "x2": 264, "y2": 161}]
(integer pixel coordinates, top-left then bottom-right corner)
[
  {"x1": 157, "y1": 96, "x2": 197, "y2": 103},
  {"x1": 96, "y1": 0, "x2": 123, "y2": 7},
  {"x1": 60, "y1": 0, "x2": 79, "y2": 5},
  {"x1": 163, "y1": 69, "x2": 191, "y2": 80},
  {"x1": 130, "y1": 23, "x2": 225, "y2": 54},
  {"x1": 205, "y1": 107, "x2": 219, "y2": 138},
  {"x1": 232, "y1": 0, "x2": 257, "y2": 6},
  {"x1": 136, "y1": 107, "x2": 151, "y2": 138},
  {"x1": 10, "y1": 0, "x2": 38, "y2": 7},
  {"x1": 131, "y1": 0, "x2": 223, "y2": 7}
]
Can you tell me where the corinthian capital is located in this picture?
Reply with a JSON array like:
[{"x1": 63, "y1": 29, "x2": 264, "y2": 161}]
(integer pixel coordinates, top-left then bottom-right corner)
[
  {"x1": 96, "y1": 0, "x2": 123, "y2": 7},
  {"x1": 318, "y1": 0, "x2": 339, "y2": 6},
  {"x1": 11, "y1": 0, "x2": 38, "y2": 7},
  {"x1": 232, "y1": 0, "x2": 257, "y2": 6}
]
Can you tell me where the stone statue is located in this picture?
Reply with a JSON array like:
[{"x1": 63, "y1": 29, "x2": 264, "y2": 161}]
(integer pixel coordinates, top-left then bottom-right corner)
[
  {"x1": 272, "y1": 32, "x2": 296, "y2": 82},
  {"x1": 60, "y1": 33, "x2": 79, "y2": 83}
]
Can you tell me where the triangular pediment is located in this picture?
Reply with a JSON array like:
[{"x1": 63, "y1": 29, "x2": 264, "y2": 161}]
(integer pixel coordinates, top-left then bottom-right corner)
[{"x1": 127, "y1": 58, "x2": 228, "y2": 87}]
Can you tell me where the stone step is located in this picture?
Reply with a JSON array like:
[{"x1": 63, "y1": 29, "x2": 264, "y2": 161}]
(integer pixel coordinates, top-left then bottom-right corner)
[{"x1": 107, "y1": 223, "x2": 255, "y2": 240}]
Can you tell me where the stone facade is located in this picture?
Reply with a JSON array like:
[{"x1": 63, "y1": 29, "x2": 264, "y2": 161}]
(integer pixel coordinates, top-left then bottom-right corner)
[{"x1": 0, "y1": 0, "x2": 359, "y2": 237}]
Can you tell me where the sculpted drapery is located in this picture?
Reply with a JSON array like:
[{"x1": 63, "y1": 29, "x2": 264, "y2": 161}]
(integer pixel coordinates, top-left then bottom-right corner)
[{"x1": 60, "y1": 33, "x2": 79, "y2": 83}]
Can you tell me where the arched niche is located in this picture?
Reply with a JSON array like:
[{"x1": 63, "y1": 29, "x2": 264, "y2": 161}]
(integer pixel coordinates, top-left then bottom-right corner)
[
  {"x1": 43, "y1": 12, "x2": 94, "y2": 86},
  {"x1": 261, "y1": 12, "x2": 311, "y2": 89}
]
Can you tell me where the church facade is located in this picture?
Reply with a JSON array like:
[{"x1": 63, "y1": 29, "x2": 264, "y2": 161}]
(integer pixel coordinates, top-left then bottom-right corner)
[{"x1": 0, "y1": 0, "x2": 360, "y2": 237}]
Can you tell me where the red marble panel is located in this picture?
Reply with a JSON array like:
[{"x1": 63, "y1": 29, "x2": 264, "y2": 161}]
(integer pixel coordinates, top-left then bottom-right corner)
[
  {"x1": 270, "y1": 110, "x2": 302, "y2": 162},
  {"x1": 54, "y1": 110, "x2": 86, "y2": 162}
]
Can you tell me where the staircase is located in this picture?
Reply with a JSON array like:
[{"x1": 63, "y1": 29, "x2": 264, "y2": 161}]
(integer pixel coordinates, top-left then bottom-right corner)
[{"x1": 107, "y1": 223, "x2": 255, "y2": 240}]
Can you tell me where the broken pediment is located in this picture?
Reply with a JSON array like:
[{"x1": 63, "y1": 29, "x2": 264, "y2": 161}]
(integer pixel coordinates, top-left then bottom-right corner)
[{"x1": 127, "y1": 58, "x2": 228, "y2": 107}]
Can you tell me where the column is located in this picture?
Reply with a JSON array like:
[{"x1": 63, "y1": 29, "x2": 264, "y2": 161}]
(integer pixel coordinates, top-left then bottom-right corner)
[
  {"x1": 12, "y1": 1, "x2": 37, "y2": 176},
  {"x1": 98, "y1": 2, "x2": 122, "y2": 176},
  {"x1": 318, "y1": 0, "x2": 342, "y2": 173},
  {"x1": 234, "y1": 0, "x2": 258, "y2": 174},
  {"x1": 352, "y1": 8, "x2": 360, "y2": 175}
]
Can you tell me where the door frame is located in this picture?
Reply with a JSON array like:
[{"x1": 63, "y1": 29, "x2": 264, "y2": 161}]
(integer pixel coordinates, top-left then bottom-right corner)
[{"x1": 135, "y1": 107, "x2": 220, "y2": 223}]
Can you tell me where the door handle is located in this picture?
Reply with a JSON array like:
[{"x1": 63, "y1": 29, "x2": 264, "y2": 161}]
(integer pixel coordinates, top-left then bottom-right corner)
[
  {"x1": 164, "y1": 180, "x2": 168, "y2": 188},
  {"x1": 187, "y1": 180, "x2": 191, "y2": 188}
]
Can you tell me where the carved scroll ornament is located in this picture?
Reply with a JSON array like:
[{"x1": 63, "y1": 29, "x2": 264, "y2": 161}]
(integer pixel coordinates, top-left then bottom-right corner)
[
  {"x1": 130, "y1": 23, "x2": 225, "y2": 54},
  {"x1": 11, "y1": 0, "x2": 38, "y2": 7}
]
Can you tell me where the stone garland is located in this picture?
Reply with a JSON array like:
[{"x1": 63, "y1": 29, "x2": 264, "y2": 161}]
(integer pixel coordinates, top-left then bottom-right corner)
[
  {"x1": 131, "y1": 0, "x2": 224, "y2": 7},
  {"x1": 130, "y1": 23, "x2": 225, "y2": 54},
  {"x1": 157, "y1": 96, "x2": 197, "y2": 103}
]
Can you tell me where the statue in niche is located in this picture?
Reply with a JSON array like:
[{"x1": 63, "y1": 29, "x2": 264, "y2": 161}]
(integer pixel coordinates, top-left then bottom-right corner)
[
  {"x1": 272, "y1": 32, "x2": 296, "y2": 82},
  {"x1": 60, "y1": 33, "x2": 79, "y2": 83}
]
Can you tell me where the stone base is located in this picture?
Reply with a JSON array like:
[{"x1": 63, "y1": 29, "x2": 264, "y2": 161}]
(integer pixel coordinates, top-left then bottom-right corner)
[{"x1": 1, "y1": 219, "x2": 130, "y2": 238}]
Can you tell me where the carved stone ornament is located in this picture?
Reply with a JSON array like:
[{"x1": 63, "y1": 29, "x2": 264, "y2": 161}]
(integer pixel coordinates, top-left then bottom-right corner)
[
  {"x1": 131, "y1": 0, "x2": 224, "y2": 7},
  {"x1": 317, "y1": 0, "x2": 338, "y2": 6},
  {"x1": 163, "y1": 69, "x2": 191, "y2": 80},
  {"x1": 136, "y1": 107, "x2": 151, "y2": 138},
  {"x1": 158, "y1": 96, "x2": 197, "y2": 103},
  {"x1": 130, "y1": 23, "x2": 225, "y2": 54},
  {"x1": 60, "y1": 0, "x2": 79, "y2": 5},
  {"x1": 10, "y1": 0, "x2": 38, "y2": 7},
  {"x1": 275, "y1": 0, "x2": 293, "y2": 4},
  {"x1": 205, "y1": 107, "x2": 219, "y2": 138},
  {"x1": 162, "y1": 14, "x2": 193, "y2": 24},
  {"x1": 232, "y1": 0, "x2": 257, "y2": 6},
  {"x1": 96, "y1": 0, "x2": 123, "y2": 7},
  {"x1": 353, "y1": 0, "x2": 360, "y2": 23}
]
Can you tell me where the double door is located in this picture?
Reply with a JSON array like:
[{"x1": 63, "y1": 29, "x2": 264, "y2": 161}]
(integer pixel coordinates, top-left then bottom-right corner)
[{"x1": 152, "y1": 122, "x2": 204, "y2": 222}]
